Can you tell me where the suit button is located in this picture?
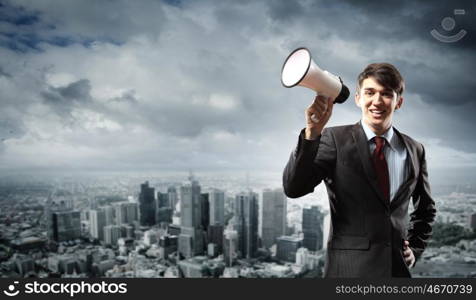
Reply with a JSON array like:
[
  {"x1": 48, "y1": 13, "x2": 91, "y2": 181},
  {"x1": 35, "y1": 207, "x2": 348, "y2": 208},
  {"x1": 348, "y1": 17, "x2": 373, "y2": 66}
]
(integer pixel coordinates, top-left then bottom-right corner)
[
  {"x1": 385, "y1": 242, "x2": 390, "y2": 247},
  {"x1": 386, "y1": 212, "x2": 391, "y2": 217}
]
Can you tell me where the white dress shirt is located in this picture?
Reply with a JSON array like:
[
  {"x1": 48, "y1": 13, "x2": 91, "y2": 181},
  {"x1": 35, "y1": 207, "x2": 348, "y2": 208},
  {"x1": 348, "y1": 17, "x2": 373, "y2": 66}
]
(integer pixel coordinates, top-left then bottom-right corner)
[{"x1": 361, "y1": 121, "x2": 408, "y2": 202}]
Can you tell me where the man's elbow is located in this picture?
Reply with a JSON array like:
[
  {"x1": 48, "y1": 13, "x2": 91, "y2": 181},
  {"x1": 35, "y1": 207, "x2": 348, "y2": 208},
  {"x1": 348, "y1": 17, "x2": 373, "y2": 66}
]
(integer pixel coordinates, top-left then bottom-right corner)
[{"x1": 283, "y1": 183, "x2": 308, "y2": 199}]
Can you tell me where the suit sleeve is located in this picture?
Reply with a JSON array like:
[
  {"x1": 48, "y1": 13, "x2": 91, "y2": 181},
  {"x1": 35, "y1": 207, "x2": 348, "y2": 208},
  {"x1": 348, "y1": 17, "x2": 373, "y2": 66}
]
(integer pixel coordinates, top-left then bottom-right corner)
[
  {"x1": 407, "y1": 144, "x2": 437, "y2": 262},
  {"x1": 282, "y1": 128, "x2": 336, "y2": 198}
]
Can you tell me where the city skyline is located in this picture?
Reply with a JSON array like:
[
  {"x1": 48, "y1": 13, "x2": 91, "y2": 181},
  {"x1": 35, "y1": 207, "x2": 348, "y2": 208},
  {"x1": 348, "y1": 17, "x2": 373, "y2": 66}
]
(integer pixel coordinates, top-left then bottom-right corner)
[
  {"x1": 1, "y1": 172, "x2": 475, "y2": 278},
  {"x1": 0, "y1": 173, "x2": 332, "y2": 278}
]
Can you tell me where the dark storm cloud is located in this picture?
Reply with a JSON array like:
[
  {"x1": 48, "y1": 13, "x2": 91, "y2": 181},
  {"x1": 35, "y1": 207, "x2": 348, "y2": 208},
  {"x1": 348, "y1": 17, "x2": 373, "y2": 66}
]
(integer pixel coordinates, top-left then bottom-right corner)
[
  {"x1": 0, "y1": 0, "x2": 39, "y2": 26},
  {"x1": 41, "y1": 79, "x2": 92, "y2": 118},
  {"x1": 266, "y1": 0, "x2": 305, "y2": 22},
  {"x1": 109, "y1": 90, "x2": 139, "y2": 105},
  {"x1": 270, "y1": 0, "x2": 476, "y2": 49},
  {"x1": 0, "y1": 117, "x2": 25, "y2": 153},
  {"x1": 0, "y1": 0, "x2": 168, "y2": 52},
  {"x1": 0, "y1": 66, "x2": 11, "y2": 77},
  {"x1": 0, "y1": 1, "x2": 69, "y2": 52}
]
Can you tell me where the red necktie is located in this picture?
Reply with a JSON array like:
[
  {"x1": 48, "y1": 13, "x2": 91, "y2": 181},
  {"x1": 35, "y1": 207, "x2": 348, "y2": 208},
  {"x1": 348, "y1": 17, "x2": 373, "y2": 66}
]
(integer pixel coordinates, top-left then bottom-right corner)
[{"x1": 372, "y1": 137, "x2": 390, "y2": 202}]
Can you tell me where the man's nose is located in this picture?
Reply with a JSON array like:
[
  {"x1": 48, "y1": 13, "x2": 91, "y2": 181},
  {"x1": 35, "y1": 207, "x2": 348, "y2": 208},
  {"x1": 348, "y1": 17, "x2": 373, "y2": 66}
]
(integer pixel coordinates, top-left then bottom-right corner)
[{"x1": 372, "y1": 92, "x2": 384, "y2": 104}]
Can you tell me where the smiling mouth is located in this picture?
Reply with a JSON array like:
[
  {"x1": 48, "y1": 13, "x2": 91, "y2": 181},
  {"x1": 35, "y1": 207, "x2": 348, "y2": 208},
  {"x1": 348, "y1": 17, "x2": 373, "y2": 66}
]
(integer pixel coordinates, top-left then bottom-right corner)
[{"x1": 369, "y1": 109, "x2": 386, "y2": 117}]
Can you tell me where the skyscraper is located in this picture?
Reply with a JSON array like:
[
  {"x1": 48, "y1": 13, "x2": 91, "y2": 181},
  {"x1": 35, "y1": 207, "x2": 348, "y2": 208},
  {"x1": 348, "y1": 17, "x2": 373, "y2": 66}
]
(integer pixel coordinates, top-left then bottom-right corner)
[
  {"x1": 168, "y1": 186, "x2": 178, "y2": 211},
  {"x1": 261, "y1": 188, "x2": 287, "y2": 249},
  {"x1": 223, "y1": 225, "x2": 238, "y2": 267},
  {"x1": 207, "y1": 224, "x2": 224, "y2": 253},
  {"x1": 49, "y1": 211, "x2": 81, "y2": 242},
  {"x1": 470, "y1": 213, "x2": 476, "y2": 231},
  {"x1": 89, "y1": 209, "x2": 106, "y2": 241},
  {"x1": 276, "y1": 236, "x2": 303, "y2": 262},
  {"x1": 157, "y1": 207, "x2": 173, "y2": 225},
  {"x1": 180, "y1": 180, "x2": 201, "y2": 228},
  {"x1": 104, "y1": 206, "x2": 115, "y2": 226},
  {"x1": 157, "y1": 192, "x2": 170, "y2": 209},
  {"x1": 209, "y1": 189, "x2": 225, "y2": 226},
  {"x1": 178, "y1": 179, "x2": 204, "y2": 258},
  {"x1": 114, "y1": 202, "x2": 138, "y2": 225},
  {"x1": 45, "y1": 191, "x2": 74, "y2": 241},
  {"x1": 200, "y1": 193, "x2": 210, "y2": 232},
  {"x1": 103, "y1": 225, "x2": 122, "y2": 246},
  {"x1": 302, "y1": 206, "x2": 324, "y2": 251},
  {"x1": 234, "y1": 191, "x2": 259, "y2": 259},
  {"x1": 139, "y1": 181, "x2": 156, "y2": 226}
]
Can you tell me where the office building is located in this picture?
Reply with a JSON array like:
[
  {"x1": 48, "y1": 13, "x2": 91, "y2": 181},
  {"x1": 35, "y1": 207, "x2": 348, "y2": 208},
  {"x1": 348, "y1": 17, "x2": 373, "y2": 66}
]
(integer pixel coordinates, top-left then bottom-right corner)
[
  {"x1": 276, "y1": 236, "x2": 303, "y2": 263},
  {"x1": 207, "y1": 224, "x2": 224, "y2": 253},
  {"x1": 178, "y1": 179, "x2": 205, "y2": 258},
  {"x1": 157, "y1": 191, "x2": 170, "y2": 209},
  {"x1": 262, "y1": 188, "x2": 287, "y2": 248},
  {"x1": 302, "y1": 206, "x2": 324, "y2": 251},
  {"x1": 201, "y1": 193, "x2": 210, "y2": 231},
  {"x1": 157, "y1": 207, "x2": 173, "y2": 225},
  {"x1": 234, "y1": 191, "x2": 259, "y2": 259},
  {"x1": 114, "y1": 202, "x2": 138, "y2": 225},
  {"x1": 470, "y1": 213, "x2": 476, "y2": 230},
  {"x1": 103, "y1": 225, "x2": 122, "y2": 246},
  {"x1": 139, "y1": 181, "x2": 156, "y2": 226},
  {"x1": 209, "y1": 189, "x2": 225, "y2": 226},
  {"x1": 168, "y1": 186, "x2": 178, "y2": 211},
  {"x1": 89, "y1": 209, "x2": 106, "y2": 241},
  {"x1": 104, "y1": 205, "x2": 115, "y2": 226},
  {"x1": 223, "y1": 225, "x2": 238, "y2": 267},
  {"x1": 49, "y1": 210, "x2": 81, "y2": 242}
]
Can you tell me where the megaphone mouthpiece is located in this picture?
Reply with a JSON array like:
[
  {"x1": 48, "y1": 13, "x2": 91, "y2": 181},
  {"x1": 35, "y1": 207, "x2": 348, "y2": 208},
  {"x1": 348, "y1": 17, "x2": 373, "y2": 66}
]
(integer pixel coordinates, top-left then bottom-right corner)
[{"x1": 334, "y1": 77, "x2": 350, "y2": 104}]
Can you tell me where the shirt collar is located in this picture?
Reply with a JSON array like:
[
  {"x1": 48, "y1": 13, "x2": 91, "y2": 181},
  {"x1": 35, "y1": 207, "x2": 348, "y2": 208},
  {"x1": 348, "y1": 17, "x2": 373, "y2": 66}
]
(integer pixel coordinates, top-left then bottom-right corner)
[{"x1": 360, "y1": 120, "x2": 397, "y2": 151}]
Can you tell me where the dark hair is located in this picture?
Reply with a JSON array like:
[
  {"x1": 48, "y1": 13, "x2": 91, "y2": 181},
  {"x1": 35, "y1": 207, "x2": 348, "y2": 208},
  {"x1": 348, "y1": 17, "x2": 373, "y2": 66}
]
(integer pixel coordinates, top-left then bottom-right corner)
[{"x1": 357, "y1": 63, "x2": 405, "y2": 96}]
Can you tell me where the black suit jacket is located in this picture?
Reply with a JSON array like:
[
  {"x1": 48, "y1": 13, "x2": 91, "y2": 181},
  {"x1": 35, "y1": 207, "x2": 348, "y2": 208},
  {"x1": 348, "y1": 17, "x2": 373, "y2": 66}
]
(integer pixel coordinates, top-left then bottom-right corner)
[{"x1": 283, "y1": 122, "x2": 436, "y2": 278}]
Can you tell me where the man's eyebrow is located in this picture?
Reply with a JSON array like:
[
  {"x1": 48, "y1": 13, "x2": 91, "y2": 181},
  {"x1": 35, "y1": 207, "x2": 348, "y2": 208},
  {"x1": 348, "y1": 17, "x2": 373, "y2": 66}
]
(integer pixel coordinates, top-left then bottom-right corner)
[{"x1": 364, "y1": 87, "x2": 393, "y2": 93}]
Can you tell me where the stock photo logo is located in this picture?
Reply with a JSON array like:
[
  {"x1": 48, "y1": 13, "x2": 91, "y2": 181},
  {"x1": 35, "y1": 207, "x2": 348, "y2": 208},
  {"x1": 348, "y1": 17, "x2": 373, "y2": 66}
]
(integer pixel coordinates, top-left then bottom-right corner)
[
  {"x1": 431, "y1": 9, "x2": 467, "y2": 43},
  {"x1": 1, "y1": 281, "x2": 128, "y2": 297},
  {"x1": 3, "y1": 281, "x2": 20, "y2": 297}
]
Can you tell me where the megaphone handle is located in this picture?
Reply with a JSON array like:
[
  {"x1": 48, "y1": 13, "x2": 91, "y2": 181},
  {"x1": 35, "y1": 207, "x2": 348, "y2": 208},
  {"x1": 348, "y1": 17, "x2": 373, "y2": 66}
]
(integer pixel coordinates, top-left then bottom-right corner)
[
  {"x1": 310, "y1": 93, "x2": 328, "y2": 123},
  {"x1": 311, "y1": 114, "x2": 319, "y2": 123}
]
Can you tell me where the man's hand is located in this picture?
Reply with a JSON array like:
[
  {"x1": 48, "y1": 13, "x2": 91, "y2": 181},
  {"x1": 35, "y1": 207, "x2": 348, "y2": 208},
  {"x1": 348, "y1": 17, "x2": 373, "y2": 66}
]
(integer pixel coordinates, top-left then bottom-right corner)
[
  {"x1": 305, "y1": 95, "x2": 334, "y2": 140},
  {"x1": 403, "y1": 240, "x2": 415, "y2": 268}
]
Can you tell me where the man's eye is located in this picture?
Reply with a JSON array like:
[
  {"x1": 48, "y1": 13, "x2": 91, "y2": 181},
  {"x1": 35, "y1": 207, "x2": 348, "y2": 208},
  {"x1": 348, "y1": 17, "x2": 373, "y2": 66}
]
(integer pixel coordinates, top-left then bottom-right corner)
[{"x1": 364, "y1": 91, "x2": 374, "y2": 96}]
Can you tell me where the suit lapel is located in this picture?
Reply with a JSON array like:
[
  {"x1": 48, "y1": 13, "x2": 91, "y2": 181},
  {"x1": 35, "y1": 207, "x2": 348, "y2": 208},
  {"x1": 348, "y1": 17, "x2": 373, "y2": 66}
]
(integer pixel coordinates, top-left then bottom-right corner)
[
  {"x1": 390, "y1": 128, "x2": 417, "y2": 210},
  {"x1": 351, "y1": 122, "x2": 389, "y2": 208}
]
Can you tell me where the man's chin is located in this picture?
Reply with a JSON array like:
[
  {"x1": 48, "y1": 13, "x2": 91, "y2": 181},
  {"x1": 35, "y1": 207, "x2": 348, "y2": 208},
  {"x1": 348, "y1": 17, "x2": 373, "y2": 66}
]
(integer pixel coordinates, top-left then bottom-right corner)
[
  {"x1": 368, "y1": 117, "x2": 389, "y2": 126},
  {"x1": 364, "y1": 119, "x2": 391, "y2": 131}
]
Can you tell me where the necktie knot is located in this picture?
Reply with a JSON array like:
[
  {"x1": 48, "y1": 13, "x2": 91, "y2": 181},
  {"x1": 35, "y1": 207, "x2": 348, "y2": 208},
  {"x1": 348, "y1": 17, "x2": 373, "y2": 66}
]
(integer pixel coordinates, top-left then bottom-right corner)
[{"x1": 374, "y1": 136, "x2": 386, "y2": 152}]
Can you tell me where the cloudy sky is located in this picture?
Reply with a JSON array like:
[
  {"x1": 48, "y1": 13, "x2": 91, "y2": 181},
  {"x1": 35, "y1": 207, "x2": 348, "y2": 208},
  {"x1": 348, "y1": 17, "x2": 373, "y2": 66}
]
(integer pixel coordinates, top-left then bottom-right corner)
[{"x1": 0, "y1": 0, "x2": 475, "y2": 184}]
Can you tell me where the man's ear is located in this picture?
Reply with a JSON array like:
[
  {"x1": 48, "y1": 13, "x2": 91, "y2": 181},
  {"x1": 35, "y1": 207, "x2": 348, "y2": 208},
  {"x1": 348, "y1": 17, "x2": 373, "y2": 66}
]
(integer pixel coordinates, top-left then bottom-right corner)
[
  {"x1": 354, "y1": 91, "x2": 361, "y2": 108},
  {"x1": 396, "y1": 96, "x2": 404, "y2": 110}
]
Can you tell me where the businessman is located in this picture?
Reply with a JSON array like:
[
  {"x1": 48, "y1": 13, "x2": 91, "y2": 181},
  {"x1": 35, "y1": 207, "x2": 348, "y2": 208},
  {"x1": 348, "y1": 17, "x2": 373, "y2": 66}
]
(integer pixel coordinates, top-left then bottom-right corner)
[{"x1": 283, "y1": 63, "x2": 436, "y2": 277}]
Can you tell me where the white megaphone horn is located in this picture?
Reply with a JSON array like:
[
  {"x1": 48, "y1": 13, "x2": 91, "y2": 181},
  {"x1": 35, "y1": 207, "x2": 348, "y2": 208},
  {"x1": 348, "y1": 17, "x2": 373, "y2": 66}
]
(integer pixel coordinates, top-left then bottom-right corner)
[{"x1": 281, "y1": 47, "x2": 349, "y2": 104}]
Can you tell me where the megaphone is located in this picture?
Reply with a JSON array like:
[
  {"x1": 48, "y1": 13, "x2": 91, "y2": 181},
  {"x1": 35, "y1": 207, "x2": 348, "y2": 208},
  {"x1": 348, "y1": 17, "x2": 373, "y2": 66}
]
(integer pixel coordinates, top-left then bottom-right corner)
[{"x1": 281, "y1": 47, "x2": 349, "y2": 104}]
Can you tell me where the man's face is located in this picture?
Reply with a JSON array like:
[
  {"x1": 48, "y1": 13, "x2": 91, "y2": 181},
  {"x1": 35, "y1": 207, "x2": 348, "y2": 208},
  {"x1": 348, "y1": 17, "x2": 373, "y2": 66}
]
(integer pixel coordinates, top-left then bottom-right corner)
[{"x1": 355, "y1": 77, "x2": 403, "y2": 134}]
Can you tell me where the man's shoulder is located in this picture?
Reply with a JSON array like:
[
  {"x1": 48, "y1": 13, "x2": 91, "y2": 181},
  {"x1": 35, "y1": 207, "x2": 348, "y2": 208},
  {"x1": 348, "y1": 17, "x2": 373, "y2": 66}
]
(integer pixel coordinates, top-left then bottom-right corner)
[
  {"x1": 395, "y1": 129, "x2": 425, "y2": 155},
  {"x1": 323, "y1": 124, "x2": 357, "y2": 136}
]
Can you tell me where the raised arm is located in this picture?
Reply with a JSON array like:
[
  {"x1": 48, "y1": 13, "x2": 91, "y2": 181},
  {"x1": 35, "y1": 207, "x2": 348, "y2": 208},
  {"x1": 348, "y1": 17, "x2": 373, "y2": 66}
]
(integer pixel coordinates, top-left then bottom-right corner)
[{"x1": 283, "y1": 95, "x2": 336, "y2": 198}]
